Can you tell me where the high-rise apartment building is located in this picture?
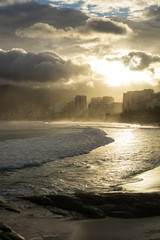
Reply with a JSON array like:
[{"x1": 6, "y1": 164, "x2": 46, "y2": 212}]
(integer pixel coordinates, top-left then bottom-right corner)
[
  {"x1": 123, "y1": 89, "x2": 154, "y2": 111},
  {"x1": 102, "y1": 96, "x2": 114, "y2": 104},
  {"x1": 74, "y1": 95, "x2": 87, "y2": 112}
]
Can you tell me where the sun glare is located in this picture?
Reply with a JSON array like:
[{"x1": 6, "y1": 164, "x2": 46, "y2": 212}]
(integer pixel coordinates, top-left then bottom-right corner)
[{"x1": 90, "y1": 58, "x2": 152, "y2": 86}]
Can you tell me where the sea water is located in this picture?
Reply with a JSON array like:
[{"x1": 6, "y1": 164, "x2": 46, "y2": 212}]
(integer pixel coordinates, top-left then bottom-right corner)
[{"x1": 0, "y1": 121, "x2": 160, "y2": 196}]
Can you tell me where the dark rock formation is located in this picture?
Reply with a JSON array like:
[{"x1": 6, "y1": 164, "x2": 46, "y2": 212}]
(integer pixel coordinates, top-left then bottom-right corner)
[
  {"x1": 0, "y1": 222, "x2": 25, "y2": 240},
  {"x1": 21, "y1": 192, "x2": 160, "y2": 219},
  {"x1": 0, "y1": 198, "x2": 19, "y2": 213}
]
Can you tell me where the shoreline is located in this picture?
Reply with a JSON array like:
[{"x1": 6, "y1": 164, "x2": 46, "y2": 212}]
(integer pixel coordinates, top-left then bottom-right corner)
[
  {"x1": 1, "y1": 121, "x2": 160, "y2": 239},
  {"x1": 124, "y1": 165, "x2": 160, "y2": 193},
  {"x1": 2, "y1": 165, "x2": 160, "y2": 240}
]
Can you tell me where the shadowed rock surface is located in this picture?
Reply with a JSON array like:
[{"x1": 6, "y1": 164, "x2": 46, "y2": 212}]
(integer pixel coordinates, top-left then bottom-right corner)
[
  {"x1": 0, "y1": 222, "x2": 25, "y2": 240},
  {"x1": 21, "y1": 192, "x2": 160, "y2": 219},
  {"x1": 0, "y1": 198, "x2": 19, "y2": 213},
  {"x1": 0, "y1": 198, "x2": 25, "y2": 239}
]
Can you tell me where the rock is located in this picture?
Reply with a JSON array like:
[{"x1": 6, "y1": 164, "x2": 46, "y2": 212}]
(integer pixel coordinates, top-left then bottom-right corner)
[
  {"x1": 0, "y1": 199, "x2": 19, "y2": 213},
  {"x1": 22, "y1": 194, "x2": 105, "y2": 219},
  {"x1": 21, "y1": 192, "x2": 160, "y2": 219},
  {"x1": 0, "y1": 222, "x2": 25, "y2": 240}
]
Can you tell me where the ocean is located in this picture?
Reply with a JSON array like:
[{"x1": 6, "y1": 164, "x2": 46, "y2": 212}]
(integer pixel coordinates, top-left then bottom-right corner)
[{"x1": 0, "y1": 121, "x2": 160, "y2": 197}]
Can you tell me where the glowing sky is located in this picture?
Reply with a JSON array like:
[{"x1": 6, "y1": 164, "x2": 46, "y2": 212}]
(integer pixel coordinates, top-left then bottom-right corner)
[{"x1": 0, "y1": 0, "x2": 160, "y2": 100}]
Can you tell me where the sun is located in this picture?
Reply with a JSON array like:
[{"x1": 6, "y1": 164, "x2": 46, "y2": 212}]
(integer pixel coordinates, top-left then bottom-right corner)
[{"x1": 89, "y1": 58, "x2": 152, "y2": 86}]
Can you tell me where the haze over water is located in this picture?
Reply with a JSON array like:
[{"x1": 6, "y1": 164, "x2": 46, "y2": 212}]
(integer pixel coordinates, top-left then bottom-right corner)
[{"x1": 0, "y1": 121, "x2": 160, "y2": 197}]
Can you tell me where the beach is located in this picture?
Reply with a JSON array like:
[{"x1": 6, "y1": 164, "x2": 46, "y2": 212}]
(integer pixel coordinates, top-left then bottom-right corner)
[
  {"x1": 1, "y1": 122, "x2": 160, "y2": 239},
  {"x1": 1, "y1": 167, "x2": 160, "y2": 240},
  {"x1": 2, "y1": 173, "x2": 160, "y2": 240}
]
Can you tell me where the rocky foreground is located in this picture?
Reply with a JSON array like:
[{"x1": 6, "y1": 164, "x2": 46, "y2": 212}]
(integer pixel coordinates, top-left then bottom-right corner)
[
  {"x1": 0, "y1": 222, "x2": 25, "y2": 240},
  {"x1": 2, "y1": 192, "x2": 160, "y2": 240},
  {"x1": 0, "y1": 199, "x2": 25, "y2": 240},
  {"x1": 22, "y1": 192, "x2": 160, "y2": 219}
]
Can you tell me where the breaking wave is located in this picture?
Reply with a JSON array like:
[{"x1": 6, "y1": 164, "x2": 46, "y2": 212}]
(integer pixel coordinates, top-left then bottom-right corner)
[{"x1": 0, "y1": 126, "x2": 113, "y2": 172}]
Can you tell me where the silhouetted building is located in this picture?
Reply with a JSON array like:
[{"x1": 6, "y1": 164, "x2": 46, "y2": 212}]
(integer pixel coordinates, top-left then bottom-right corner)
[
  {"x1": 123, "y1": 89, "x2": 154, "y2": 112},
  {"x1": 102, "y1": 96, "x2": 114, "y2": 104},
  {"x1": 55, "y1": 102, "x2": 63, "y2": 113},
  {"x1": 110, "y1": 102, "x2": 123, "y2": 114},
  {"x1": 88, "y1": 95, "x2": 122, "y2": 119},
  {"x1": 146, "y1": 92, "x2": 160, "y2": 109},
  {"x1": 89, "y1": 97, "x2": 102, "y2": 110},
  {"x1": 63, "y1": 100, "x2": 75, "y2": 118},
  {"x1": 74, "y1": 95, "x2": 87, "y2": 112}
]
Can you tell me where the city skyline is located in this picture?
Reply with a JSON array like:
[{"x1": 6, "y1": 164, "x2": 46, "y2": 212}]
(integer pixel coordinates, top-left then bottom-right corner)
[
  {"x1": 0, "y1": 0, "x2": 160, "y2": 104},
  {"x1": 1, "y1": 87, "x2": 160, "y2": 121}
]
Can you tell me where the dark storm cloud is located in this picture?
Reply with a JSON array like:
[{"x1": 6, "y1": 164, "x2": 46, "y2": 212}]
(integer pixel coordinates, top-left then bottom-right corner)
[
  {"x1": 0, "y1": 1, "x2": 87, "y2": 50},
  {"x1": 0, "y1": 49, "x2": 90, "y2": 83},
  {"x1": 0, "y1": 1, "x2": 133, "y2": 56},
  {"x1": 86, "y1": 18, "x2": 129, "y2": 35},
  {"x1": 0, "y1": 2, "x2": 87, "y2": 30},
  {"x1": 0, "y1": 0, "x2": 29, "y2": 6},
  {"x1": 107, "y1": 51, "x2": 160, "y2": 71},
  {"x1": 16, "y1": 18, "x2": 131, "y2": 41},
  {"x1": 122, "y1": 51, "x2": 160, "y2": 70}
]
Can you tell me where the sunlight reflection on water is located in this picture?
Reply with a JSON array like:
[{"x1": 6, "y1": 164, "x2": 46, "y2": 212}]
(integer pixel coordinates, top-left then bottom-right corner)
[{"x1": 74, "y1": 125, "x2": 160, "y2": 193}]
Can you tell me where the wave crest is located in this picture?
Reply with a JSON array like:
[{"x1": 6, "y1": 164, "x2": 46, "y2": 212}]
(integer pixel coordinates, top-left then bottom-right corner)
[{"x1": 0, "y1": 127, "x2": 113, "y2": 171}]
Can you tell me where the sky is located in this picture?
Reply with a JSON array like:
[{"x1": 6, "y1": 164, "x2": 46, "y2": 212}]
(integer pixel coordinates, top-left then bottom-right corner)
[{"x1": 1, "y1": 0, "x2": 160, "y2": 102}]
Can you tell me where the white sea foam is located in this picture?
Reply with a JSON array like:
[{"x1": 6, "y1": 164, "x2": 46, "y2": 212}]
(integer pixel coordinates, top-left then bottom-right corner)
[{"x1": 0, "y1": 126, "x2": 113, "y2": 171}]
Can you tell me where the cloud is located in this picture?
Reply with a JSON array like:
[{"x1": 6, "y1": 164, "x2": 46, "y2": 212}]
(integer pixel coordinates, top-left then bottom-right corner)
[
  {"x1": 49, "y1": 0, "x2": 160, "y2": 15},
  {"x1": 0, "y1": 1, "x2": 160, "y2": 82},
  {"x1": 121, "y1": 51, "x2": 160, "y2": 71},
  {"x1": 0, "y1": 2, "x2": 89, "y2": 53},
  {"x1": 0, "y1": 2, "x2": 87, "y2": 29},
  {"x1": 0, "y1": 0, "x2": 29, "y2": 6},
  {"x1": 107, "y1": 51, "x2": 160, "y2": 71},
  {"x1": 0, "y1": 1, "x2": 147, "y2": 60},
  {"x1": 86, "y1": 17, "x2": 130, "y2": 34},
  {"x1": 16, "y1": 17, "x2": 131, "y2": 42},
  {"x1": 0, "y1": 49, "x2": 91, "y2": 85},
  {"x1": 144, "y1": 6, "x2": 160, "y2": 21},
  {"x1": 16, "y1": 23, "x2": 67, "y2": 39}
]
